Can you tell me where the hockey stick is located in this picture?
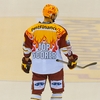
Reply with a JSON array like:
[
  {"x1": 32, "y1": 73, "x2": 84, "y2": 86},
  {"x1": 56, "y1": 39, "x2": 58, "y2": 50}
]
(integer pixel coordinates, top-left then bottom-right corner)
[{"x1": 56, "y1": 59, "x2": 97, "y2": 69}]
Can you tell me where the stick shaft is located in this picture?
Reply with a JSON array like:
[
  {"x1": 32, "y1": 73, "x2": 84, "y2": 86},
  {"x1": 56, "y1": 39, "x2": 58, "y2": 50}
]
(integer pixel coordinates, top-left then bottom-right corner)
[
  {"x1": 56, "y1": 59, "x2": 68, "y2": 64},
  {"x1": 56, "y1": 59, "x2": 83, "y2": 68},
  {"x1": 56, "y1": 59, "x2": 97, "y2": 69}
]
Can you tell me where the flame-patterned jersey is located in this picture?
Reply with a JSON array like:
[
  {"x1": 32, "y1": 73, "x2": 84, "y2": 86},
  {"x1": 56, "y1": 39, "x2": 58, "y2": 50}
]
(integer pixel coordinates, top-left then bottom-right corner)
[{"x1": 23, "y1": 22, "x2": 71, "y2": 74}]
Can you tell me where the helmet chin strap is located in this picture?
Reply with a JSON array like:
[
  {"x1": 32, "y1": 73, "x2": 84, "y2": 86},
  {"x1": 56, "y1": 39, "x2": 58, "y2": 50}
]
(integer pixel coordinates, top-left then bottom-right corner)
[
  {"x1": 52, "y1": 19, "x2": 55, "y2": 22},
  {"x1": 51, "y1": 15, "x2": 56, "y2": 22}
]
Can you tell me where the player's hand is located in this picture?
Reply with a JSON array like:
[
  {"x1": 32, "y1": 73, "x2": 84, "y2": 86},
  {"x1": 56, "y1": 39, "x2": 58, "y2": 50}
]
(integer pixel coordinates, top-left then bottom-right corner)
[
  {"x1": 67, "y1": 54, "x2": 78, "y2": 69},
  {"x1": 21, "y1": 57, "x2": 32, "y2": 73}
]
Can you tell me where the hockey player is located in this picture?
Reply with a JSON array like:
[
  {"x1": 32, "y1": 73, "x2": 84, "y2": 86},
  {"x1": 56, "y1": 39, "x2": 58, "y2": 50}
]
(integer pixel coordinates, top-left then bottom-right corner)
[{"x1": 22, "y1": 4, "x2": 78, "y2": 100}]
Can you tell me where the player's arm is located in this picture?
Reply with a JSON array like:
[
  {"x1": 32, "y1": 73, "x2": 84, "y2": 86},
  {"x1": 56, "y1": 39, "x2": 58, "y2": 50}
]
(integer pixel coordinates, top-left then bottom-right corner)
[
  {"x1": 58, "y1": 31, "x2": 78, "y2": 69},
  {"x1": 22, "y1": 31, "x2": 33, "y2": 73},
  {"x1": 23, "y1": 31, "x2": 33, "y2": 58}
]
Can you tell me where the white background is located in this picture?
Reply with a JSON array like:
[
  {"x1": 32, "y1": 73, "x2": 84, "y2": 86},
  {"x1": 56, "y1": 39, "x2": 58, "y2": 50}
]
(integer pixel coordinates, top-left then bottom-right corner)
[{"x1": 0, "y1": 0, "x2": 100, "y2": 18}]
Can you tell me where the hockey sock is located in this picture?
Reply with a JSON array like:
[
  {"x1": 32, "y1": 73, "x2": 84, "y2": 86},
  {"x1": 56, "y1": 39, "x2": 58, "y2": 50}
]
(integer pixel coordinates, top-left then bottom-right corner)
[
  {"x1": 31, "y1": 94, "x2": 41, "y2": 100},
  {"x1": 50, "y1": 93, "x2": 62, "y2": 100}
]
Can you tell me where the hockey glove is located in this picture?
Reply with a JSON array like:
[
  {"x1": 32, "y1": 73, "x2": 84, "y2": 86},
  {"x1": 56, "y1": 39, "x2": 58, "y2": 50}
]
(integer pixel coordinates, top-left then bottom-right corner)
[
  {"x1": 21, "y1": 57, "x2": 32, "y2": 73},
  {"x1": 67, "y1": 54, "x2": 78, "y2": 69}
]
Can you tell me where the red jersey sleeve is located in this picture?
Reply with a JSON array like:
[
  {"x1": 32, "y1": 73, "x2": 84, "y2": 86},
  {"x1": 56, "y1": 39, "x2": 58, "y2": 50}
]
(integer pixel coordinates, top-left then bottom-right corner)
[
  {"x1": 58, "y1": 30, "x2": 73, "y2": 57},
  {"x1": 23, "y1": 31, "x2": 33, "y2": 58}
]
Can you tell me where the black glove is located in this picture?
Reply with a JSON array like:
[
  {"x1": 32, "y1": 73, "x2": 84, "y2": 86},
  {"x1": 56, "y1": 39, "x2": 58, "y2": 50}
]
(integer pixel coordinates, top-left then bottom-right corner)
[
  {"x1": 21, "y1": 57, "x2": 32, "y2": 73},
  {"x1": 67, "y1": 54, "x2": 78, "y2": 69}
]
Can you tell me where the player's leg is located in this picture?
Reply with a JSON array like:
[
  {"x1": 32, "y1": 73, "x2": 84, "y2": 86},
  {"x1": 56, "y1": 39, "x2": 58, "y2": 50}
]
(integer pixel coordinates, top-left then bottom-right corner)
[
  {"x1": 51, "y1": 93, "x2": 62, "y2": 100},
  {"x1": 48, "y1": 68, "x2": 64, "y2": 100},
  {"x1": 31, "y1": 98, "x2": 40, "y2": 100},
  {"x1": 31, "y1": 72, "x2": 47, "y2": 100},
  {"x1": 31, "y1": 94, "x2": 41, "y2": 100}
]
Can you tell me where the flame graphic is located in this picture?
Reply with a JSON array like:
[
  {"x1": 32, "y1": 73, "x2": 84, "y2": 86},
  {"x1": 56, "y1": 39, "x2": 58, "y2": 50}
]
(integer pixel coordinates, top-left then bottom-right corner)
[{"x1": 26, "y1": 25, "x2": 65, "y2": 52}]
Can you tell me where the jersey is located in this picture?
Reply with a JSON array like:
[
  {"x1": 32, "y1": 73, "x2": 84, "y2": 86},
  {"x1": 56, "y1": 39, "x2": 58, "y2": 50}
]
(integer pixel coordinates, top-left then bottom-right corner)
[{"x1": 23, "y1": 22, "x2": 72, "y2": 74}]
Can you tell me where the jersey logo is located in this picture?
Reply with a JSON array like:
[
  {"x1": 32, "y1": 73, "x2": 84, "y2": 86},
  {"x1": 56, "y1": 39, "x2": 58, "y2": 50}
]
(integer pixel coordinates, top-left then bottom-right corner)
[
  {"x1": 34, "y1": 80, "x2": 45, "y2": 90},
  {"x1": 51, "y1": 80, "x2": 62, "y2": 89}
]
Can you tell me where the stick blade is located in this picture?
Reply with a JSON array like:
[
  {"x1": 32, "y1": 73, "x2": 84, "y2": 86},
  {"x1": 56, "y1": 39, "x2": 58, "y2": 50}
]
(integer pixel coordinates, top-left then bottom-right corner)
[
  {"x1": 84, "y1": 62, "x2": 97, "y2": 67},
  {"x1": 77, "y1": 62, "x2": 97, "y2": 69}
]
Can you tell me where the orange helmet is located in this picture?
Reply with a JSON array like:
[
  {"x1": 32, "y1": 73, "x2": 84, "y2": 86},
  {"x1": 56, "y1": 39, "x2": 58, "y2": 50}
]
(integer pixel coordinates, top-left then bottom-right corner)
[{"x1": 43, "y1": 4, "x2": 58, "y2": 18}]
